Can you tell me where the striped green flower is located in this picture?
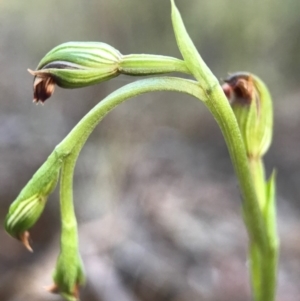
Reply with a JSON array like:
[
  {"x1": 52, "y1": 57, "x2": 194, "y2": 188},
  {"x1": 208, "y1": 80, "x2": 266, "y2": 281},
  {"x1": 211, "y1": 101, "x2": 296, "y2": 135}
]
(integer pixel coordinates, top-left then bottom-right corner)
[
  {"x1": 28, "y1": 42, "x2": 122, "y2": 103},
  {"x1": 5, "y1": 194, "x2": 47, "y2": 251},
  {"x1": 222, "y1": 72, "x2": 273, "y2": 158},
  {"x1": 4, "y1": 155, "x2": 61, "y2": 251},
  {"x1": 47, "y1": 250, "x2": 85, "y2": 301}
]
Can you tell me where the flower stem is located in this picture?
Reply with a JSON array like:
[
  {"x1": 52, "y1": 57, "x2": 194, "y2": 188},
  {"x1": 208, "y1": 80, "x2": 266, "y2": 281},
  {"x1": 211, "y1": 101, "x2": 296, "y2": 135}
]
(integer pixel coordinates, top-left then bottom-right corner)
[
  {"x1": 208, "y1": 86, "x2": 278, "y2": 301},
  {"x1": 202, "y1": 85, "x2": 268, "y2": 251},
  {"x1": 56, "y1": 146, "x2": 85, "y2": 301},
  {"x1": 54, "y1": 76, "x2": 267, "y2": 255},
  {"x1": 59, "y1": 153, "x2": 78, "y2": 252},
  {"x1": 248, "y1": 157, "x2": 278, "y2": 301},
  {"x1": 55, "y1": 77, "x2": 206, "y2": 157},
  {"x1": 32, "y1": 73, "x2": 273, "y2": 301}
]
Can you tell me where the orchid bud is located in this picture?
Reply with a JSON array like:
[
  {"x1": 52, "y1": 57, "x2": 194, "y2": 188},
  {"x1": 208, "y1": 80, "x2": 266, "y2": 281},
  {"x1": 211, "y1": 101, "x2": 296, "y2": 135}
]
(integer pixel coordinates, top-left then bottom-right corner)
[
  {"x1": 5, "y1": 176, "x2": 58, "y2": 251},
  {"x1": 4, "y1": 153, "x2": 62, "y2": 251},
  {"x1": 47, "y1": 250, "x2": 85, "y2": 301},
  {"x1": 222, "y1": 72, "x2": 273, "y2": 158},
  {"x1": 28, "y1": 42, "x2": 122, "y2": 103}
]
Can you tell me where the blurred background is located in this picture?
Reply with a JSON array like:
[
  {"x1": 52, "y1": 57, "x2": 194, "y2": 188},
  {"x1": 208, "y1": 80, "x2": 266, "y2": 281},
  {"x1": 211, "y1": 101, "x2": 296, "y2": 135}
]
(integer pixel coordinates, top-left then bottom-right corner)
[{"x1": 1, "y1": 0, "x2": 300, "y2": 300}]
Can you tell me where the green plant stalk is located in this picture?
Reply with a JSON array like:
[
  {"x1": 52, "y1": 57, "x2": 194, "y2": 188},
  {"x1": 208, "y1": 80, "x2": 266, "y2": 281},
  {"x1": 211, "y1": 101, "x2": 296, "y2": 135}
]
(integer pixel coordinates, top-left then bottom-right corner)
[
  {"x1": 52, "y1": 77, "x2": 206, "y2": 300},
  {"x1": 170, "y1": 0, "x2": 267, "y2": 249},
  {"x1": 249, "y1": 158, "x2": 266, "y2": 209},
  {"x1": 56, "y1": 148, "x2": 85, "y2": 301},
  {"x1": 22, "y1": 72, "x2": 270, "y2": 300},
  {"x1": 248, "y1": 157, "x2": 266, "y2": 301},
  {"x1": 203, "y1": 86, "x2": 268, "y2": 251},
  {"x1": 249, "y1": 242, "x2": 262, "y2": 301},
  {"x1": 206, "y1": 85, "x2": 277, "y2": 301},
  {"x1": 248, "y1": 157, "x2": 278, "y2": 301},
  {"x1": 59, "y1": 154, "x2": 78, "y2": 252},
  {"x1": 5, "y1": 1, "x2": 277, "y2": 300},
  {"x1": 52, "y1": 75, "x2": 267, "y2": 252},
  {"x1": 170, "y1": 1, "x2": 276, "y2": 299},
  {"x1": 204, "y1": 87, "x2": 274, "y2": 301},
  {"x1": 54, "y1": 77, "x2": 206, "y2": 156},
  {"x1": 260, "y1": 236, "x2": 278, "y2": 301},
  {"x1": 120, "y1": 54, "x2": 190, "y2": 75},
  {"x1": 263, "y1": 171, "x2": 278, "y2": 301}
]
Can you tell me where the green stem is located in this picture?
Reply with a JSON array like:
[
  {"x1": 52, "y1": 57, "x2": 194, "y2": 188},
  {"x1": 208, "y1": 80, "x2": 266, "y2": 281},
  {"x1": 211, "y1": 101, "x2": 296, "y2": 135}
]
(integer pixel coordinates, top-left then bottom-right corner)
[
  {"x1": 55, "y1": 77, "x2": 205, "y2": 256},
  {"x1": 59, "y1": 153, "x2": 78, "y2": 252},
  {"x1": 249, "y1": 242, "x2": 262, "y2": 301},
  {"x1": 249, "y1": 158, "x2": 266, "y2": 209},
  {"x1": 248, "y1": 157, "x2": 277, "y2": 301},
  {"x1": 248, "y1": 157, "x2": 265, "y2": 301},
  {"x1": 203, "y1": 85, "x2": 268, "y2": 251},
  {"x1": 262, "y1": 171, "x2": 278, "y2": 301},
  {"x1": 208, "y1": 87, "x2": 277, "y2": 300},
  {"x1": 55, "y1": 77, "x2": 206, "y2": 156},
  {"x1": 56, "y1": 148, "x2": 85, "y2": 300},
  {"x1": 261, "y1": 245, "x2": 278, "y2": 301},
  {"x1": 169, "y1": 1, "x2": 273, "y2": 298},
  {"x1": 120, "y1": 54, "x2": 191, "y2": 75},
  {"x1": 54, "y1": 76, "x2": 267, "y2": 254},
  {"x1": 53, "y1": 75, "x2": 273, "y2": 301},
  {"x1": 52, "y1": 75, "x2": 271, "y2": 301}
]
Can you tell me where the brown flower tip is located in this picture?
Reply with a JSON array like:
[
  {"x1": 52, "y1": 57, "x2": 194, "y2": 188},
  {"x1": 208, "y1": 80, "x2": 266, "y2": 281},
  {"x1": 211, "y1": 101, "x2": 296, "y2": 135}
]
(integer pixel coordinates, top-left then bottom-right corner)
[
  {"x1": 222, "y1": 73, "x2": 254, "y2": 105},
  {"x1": 28, "y1": 69, "x2": 56, "y2": 104},
  {"x1": 45, "y1": 284, "x2": 59, "y2": 294},
  {"x1": 19, "y1": 231, "x2": 33, "y2": 252},
  {"x1": 46, "y1": 283, "x2": 80, "y2": 300}
]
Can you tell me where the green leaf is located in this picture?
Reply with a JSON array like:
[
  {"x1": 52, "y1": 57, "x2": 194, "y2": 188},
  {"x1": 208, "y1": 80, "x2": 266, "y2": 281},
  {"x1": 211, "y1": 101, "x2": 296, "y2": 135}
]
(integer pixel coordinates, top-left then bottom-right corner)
[
  {"x1": 264, "y1": 170, "x2": 278, "y2": 247},
  {"x1": 170, "y1": 0, "x2": 218, "y2": 88}
]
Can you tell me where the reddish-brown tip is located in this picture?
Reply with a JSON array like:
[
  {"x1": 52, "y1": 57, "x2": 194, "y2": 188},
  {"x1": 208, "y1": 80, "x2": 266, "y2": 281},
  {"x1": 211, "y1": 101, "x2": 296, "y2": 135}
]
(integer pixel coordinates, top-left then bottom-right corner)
[
  {"x1": 222, "y1": 83, "x2": 233, "y2": 100},
  {"x1": 46, "y1": 283, "x2": 80, "y2": 300},
  {"x1": 28, "y1": 69, "x2": 56, "y2": 104},
  {"x1": 45, "y1": 284, "x2": 59, "y2": 294},
  {"x1": 19, "y1": 231, "x2": 33, "y2": 252},
  {"x1": 222, "y1": 73, "x2": 254, "y2": 105}
]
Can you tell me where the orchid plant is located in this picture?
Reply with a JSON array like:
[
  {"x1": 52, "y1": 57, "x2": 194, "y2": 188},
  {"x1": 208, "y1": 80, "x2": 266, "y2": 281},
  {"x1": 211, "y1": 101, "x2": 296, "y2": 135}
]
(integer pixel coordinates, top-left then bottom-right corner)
[{"x1": 4, "y1": 1, "x2": 277, "y2": 301}]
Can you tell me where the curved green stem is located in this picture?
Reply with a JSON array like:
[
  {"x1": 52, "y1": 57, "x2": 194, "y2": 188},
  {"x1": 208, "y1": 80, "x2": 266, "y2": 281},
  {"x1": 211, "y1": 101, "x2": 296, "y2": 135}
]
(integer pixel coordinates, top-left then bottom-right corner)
[
  {"x1": 248, "y1": 157, "x2": 266, "y2": 301},
  {"x1": 120, "y1": 54, "x2": 191, "y2": 75},
  {"x1": 55, "y1": 148, "x2": 85, "y2": 301},
  {"x1": 202, "y1": 85, "x2": 268, "y2": 251},
  {"x1": 55, "y1": 77, "x2": 206, "y2": 156},
  {"x1": 5, "y1": 2, "x2": 277, "y2": 300},
  {"x1": 248, "y1": 157, "x2": 278, "y2": 301},
  {"x1": 54, "y1": 76, "x2": 266, "y2": 253},
  {"x1": 60, "y1": 154, "x2": 78, "y2": 249},
  {"x1": 170, "y1": 1, "x2": 274, "y2": 298}
]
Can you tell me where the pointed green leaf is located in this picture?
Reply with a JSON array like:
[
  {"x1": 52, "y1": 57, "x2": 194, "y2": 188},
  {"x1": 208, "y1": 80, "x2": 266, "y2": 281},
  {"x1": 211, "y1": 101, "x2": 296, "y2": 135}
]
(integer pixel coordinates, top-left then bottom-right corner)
[
  {"x1": 170, "y1": 0, "x2": 218, "y2": 89},
  {"x1": 264, "y1": 170, "x2": 278, "y2": 247}
]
